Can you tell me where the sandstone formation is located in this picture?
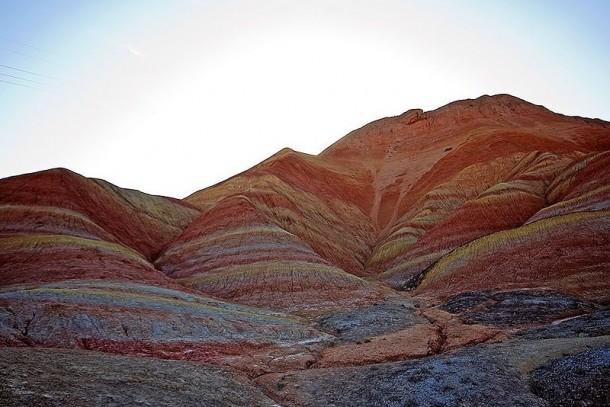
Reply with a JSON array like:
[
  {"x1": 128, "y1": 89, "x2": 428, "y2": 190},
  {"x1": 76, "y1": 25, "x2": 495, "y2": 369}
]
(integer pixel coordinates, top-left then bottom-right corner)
[{"x1": 1, "y1": 94, "x2": 609, "y2": 405}]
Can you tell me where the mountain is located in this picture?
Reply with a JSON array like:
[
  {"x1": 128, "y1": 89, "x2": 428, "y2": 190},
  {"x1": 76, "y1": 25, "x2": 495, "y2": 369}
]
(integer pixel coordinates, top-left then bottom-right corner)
[{"x1": 1, "y1": 94, "x2": 609, "y2": 406}]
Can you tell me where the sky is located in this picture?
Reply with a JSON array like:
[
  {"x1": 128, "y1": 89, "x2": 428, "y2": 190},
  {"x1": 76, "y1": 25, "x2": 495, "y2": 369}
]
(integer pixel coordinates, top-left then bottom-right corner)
[{"x1": 1, "y1": 0, "x2": 609, "y2": 198}]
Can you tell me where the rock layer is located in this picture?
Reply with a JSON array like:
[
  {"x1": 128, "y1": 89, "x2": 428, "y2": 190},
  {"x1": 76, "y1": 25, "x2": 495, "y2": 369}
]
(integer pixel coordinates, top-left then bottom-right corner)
[{"x1": 1, "y1": 94, "x2": 609, "y2": 405}]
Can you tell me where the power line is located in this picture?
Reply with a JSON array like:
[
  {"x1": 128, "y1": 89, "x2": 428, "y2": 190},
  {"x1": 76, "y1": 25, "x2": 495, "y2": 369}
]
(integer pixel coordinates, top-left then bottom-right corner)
[
  {"x1": 0, "y1": 72, "x2": 46, "y2": 86},
  {"x1": 0, "y1": 64, "x2": 56, "y2": 79},
  {"x1": 0, "y1": 78, "x2": 39, "y2": 89}
]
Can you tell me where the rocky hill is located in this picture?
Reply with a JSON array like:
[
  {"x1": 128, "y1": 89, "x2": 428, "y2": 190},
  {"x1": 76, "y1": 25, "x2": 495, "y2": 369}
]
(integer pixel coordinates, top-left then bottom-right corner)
[{"x1": 1, "y1": 94, "x2": 609, "y2": 406}]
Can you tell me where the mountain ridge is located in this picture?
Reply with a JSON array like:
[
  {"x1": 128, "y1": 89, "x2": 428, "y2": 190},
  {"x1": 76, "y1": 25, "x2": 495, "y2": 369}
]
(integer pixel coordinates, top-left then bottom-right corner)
[
  {"x1": 1, "y1": 93, "x2": 609, "y2": 406},
  {"x1": 3, "y1": 94, "x2": 610, "y2": 289}
]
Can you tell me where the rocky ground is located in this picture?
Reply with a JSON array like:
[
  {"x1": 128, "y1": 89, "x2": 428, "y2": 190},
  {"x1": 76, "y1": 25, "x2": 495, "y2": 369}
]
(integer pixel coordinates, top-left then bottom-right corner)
[
  {"x1": 0, "y1": 348, "x2": 277, "y2": 407},
  {"x1": 2, "y1": 292, "x2": 608, "y2": 406}
]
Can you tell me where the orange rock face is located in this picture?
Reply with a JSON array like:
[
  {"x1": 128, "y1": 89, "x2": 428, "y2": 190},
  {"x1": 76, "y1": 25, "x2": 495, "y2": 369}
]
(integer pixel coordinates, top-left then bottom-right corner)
[
  {"x1": 1, "y1": 94, "x2": 610, "y2": 405},
  {"x1": 175, "y1": 94, "x2": 610, "y2": 305}
]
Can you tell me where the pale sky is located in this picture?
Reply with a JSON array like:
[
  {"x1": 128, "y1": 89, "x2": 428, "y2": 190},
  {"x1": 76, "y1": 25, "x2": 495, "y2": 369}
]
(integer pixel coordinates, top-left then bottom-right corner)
[{"x1": 1, "y1": 0, "x2": 609, "y2": 198}]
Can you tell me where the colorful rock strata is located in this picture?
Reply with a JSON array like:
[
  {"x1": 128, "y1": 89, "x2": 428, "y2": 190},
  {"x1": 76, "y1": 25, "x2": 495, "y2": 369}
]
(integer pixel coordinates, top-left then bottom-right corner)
[{"x1": 1, "y1": 94, "x2": 609, "y2": 405}]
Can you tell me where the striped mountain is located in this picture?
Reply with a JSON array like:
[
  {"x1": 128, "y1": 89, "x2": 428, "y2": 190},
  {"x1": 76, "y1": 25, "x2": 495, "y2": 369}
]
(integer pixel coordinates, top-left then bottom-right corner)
[{"x1": 1, "y1": 94, "x2": 610, "y2": 406}]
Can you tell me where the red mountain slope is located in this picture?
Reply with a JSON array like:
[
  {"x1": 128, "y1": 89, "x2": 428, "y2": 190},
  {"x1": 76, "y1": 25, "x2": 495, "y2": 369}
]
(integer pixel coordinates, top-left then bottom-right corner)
[
  {"x1": 179, "y1": 94, "x2": 610, "y2": 305},
  {"x1": 1, "y1": 94, "x2": 610, "y2": 406}
]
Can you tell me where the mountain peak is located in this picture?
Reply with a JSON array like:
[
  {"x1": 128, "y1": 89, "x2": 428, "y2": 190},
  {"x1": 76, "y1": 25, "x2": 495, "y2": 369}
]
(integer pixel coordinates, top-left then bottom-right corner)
[
  {"x1": 320, "y1": 94, "x2": 608, "y2": 162},
  {"x1": 432, "y1": 93, "x2": 548, "y2": 116}
]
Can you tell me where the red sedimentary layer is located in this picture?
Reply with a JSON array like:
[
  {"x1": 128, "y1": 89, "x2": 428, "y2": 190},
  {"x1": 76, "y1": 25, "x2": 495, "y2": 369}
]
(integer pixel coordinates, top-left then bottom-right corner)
[{"x1": 1, "y1": 94, "x2": 609, "y2": 378}]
